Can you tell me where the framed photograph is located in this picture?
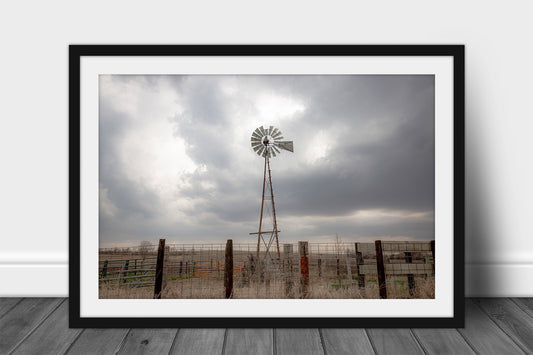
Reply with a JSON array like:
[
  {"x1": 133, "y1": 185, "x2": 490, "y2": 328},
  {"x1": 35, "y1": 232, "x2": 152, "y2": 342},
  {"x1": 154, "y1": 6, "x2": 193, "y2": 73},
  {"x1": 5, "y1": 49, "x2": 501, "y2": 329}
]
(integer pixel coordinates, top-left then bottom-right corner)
[{"x1": 70, "y1": 45, "x2": 464, "y2": 327}]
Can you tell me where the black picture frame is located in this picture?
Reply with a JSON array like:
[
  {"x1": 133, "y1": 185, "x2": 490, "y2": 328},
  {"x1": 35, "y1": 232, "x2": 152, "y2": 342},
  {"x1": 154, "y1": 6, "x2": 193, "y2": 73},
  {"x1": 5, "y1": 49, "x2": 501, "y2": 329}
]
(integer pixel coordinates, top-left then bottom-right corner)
[{"x1": 69, "y1": 45, "x2": 465, "y2": 328}]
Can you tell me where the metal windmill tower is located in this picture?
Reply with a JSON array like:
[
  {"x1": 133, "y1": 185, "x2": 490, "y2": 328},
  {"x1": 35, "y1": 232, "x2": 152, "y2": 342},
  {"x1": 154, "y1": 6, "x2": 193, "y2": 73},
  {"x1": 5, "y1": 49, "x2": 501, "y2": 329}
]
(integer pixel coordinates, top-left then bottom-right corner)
[{"x1": 250, "y1": 125, "x2": 293, "y2": 262}]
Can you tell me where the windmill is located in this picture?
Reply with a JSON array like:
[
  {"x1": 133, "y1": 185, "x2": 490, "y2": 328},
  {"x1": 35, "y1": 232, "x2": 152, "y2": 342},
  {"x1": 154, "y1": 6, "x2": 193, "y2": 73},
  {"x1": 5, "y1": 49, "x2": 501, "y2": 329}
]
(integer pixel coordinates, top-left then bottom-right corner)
[{"x1": 250, "y1": 125, "x2": 294, "y2": 262}]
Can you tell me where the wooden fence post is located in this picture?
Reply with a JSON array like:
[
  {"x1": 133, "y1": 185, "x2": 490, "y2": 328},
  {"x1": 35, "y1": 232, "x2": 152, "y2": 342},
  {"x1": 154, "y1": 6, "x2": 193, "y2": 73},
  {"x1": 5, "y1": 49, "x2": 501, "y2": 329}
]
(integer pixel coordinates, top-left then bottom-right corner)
[
  {"x1": 122, "y1": 260, "x2": 129, "y2": 284},
  {"x1": 102, "y1": 260, "x2": 108, "y2": 279},
  {"x1": 299, "y1": 241, "x2": 309, "y2": 298},
  {"x1": 405, "y1": 251, "x2": 415, "y2": 296},
  {"x1": 375, "y1": 240, "x2": 387, "y2": 299},
  {"x1": 355, "y1": 243, "x2": 365, "y2": 289},
  {"x1": 224, "y1": 239, "x2": 233, "y2": 298},
  {"x1": 162, "y1": 246, "x2": 169, "y2": 291},
  {"x1": 283, "y1": 244, "x2": 293, "y2": 298},
  {"x1": 153, "y1": 238, "x2": 166, "y2": 299},
  {"x1": 345, "y1": 251, "x2": 353, "y2": 285},
  {"x1": 318, "y1": 258, "x2": 322, "y2": 277}
]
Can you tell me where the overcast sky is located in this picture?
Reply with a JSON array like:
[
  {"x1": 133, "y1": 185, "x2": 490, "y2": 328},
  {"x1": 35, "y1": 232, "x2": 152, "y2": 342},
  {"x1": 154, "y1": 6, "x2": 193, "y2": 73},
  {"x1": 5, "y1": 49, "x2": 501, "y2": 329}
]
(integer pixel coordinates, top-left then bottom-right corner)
[{"x1": 99, "y1": 75, "x2": 435, "y2": 247}]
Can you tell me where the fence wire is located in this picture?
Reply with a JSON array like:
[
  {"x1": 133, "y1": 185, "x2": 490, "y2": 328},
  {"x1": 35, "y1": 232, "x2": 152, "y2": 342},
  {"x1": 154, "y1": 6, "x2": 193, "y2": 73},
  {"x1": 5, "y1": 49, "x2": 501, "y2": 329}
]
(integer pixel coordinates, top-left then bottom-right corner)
[{"x1": 99, "y1": 241, "x2": 435, "y2": 299}]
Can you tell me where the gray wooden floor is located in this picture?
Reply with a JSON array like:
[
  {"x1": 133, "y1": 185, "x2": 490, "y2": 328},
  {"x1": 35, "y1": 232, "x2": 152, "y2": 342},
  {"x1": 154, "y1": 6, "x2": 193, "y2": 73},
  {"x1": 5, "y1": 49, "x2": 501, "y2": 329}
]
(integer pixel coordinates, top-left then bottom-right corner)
[{"x1": 0, "y1": 298, "x2": 532, "y2": 354}]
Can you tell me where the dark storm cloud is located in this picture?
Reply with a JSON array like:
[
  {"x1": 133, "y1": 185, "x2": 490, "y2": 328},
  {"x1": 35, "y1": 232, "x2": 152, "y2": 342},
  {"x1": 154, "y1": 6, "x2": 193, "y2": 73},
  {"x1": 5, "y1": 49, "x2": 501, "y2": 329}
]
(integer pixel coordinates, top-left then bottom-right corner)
[
  {"x1": 99, "y1": 75, "x2": 435, "y2": 245},
  {"x1": 99, "y1": 90, "x2": 162, "y2": 243},
  {"x1": 172, "y1": 75, "x2": 434, "y2": 214},
  {"x1": 170, "y1": 77, "x2": 236, "y2": 169},
  {"x1": 178, "y1": 167, "x2": 259, "y2": 222},
  {"x1": 276, "y1": 79, "x2": 435, "y2": 216}
]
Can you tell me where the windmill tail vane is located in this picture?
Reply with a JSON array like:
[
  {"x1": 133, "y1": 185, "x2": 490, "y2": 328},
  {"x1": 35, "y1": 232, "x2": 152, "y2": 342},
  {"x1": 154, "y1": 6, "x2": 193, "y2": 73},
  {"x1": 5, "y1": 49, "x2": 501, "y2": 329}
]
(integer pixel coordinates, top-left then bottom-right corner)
[{"x1": 249, "y1": 125, "x2": 293, "y2": 263}]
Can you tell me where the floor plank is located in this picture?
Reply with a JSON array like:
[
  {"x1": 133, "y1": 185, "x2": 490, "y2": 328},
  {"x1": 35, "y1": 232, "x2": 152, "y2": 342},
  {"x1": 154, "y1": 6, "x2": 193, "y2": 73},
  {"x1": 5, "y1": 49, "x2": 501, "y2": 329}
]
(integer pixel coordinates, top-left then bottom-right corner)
[
  {"x1": 117, "y1": 328, "x2": 177, "y2": 354},
  {"x1": 0, "y1": 298, "x2": 21, "y2": 317},
  {"x1": 224, "y1": 329, "x2": 272, "y2": 355},
  {"x1": 276, "y1": 329, "x2": 324, "y2": 355},
  {"x1": 320, "y1": 328, "x2": 375, "y2": 355},
  {"x1": 412, "y1": 328, "x2": 475, "y2": 355},
  {"x1": 366, "y1": 329, "x2": 423, "y2": 355},
  {"x1": 66, "y1": 328, "x2": 130, "y2": 355},
  {"x1": 3, "y1": 297, "x2": 533, "y2": 355},
  {"x1": 475, "y1": 298, "x2": 533, "y2": 353},
  {"x1": 0, "y1": 298, "x2": 63, "y2": 353},
  {"x1": 170, "y1": 329, "x2": 225, "y2": 355},
  {"x1": 513, "y1": 298, "x2": 533, "y2": 318},
  {"x1": 458, "y1": 299, "x2": 525, "y2": 355},
  {"x1": 11, "y1": 300, "x2": 83, "y2": 355}
]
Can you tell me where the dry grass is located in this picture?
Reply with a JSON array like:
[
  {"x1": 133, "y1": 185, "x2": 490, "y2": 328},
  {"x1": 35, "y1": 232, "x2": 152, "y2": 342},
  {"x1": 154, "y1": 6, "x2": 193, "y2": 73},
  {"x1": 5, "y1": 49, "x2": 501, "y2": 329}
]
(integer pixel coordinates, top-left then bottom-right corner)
[
  {"x1": 99, "y1": 275, "x2": 434, "y2": 299},
  {"x1": 99, "y1": 243, "x2": 435, "y2": 299}
]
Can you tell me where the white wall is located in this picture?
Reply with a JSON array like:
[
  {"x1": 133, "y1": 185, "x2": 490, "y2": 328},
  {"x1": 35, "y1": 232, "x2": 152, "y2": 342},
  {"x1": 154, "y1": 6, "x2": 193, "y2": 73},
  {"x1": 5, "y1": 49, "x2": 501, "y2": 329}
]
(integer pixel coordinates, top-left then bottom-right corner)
[{"x1": 0, "y1": 1, "x2": 532, "y2": 297}]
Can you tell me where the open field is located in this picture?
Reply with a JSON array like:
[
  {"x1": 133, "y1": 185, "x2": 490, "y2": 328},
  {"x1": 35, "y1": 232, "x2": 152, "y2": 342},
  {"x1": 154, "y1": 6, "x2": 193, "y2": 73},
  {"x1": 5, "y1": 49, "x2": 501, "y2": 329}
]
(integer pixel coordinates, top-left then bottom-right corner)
[{"x1": 99, "y1": 241, "x2": 435, "y2": 299}]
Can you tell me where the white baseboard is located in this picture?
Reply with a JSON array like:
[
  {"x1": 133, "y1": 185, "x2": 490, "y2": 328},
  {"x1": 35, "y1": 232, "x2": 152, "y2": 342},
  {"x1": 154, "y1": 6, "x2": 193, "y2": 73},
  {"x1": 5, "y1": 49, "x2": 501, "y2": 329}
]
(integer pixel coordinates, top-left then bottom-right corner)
[
  {"x1": 0, "y1": 264, "x2": 68, "y2": 297},
  {"x1": 465, "y1": 263, "x2": 533, "y2": 297},
  {"x1": 0, "y1": 263, "x2": 531, "y2": 297}
]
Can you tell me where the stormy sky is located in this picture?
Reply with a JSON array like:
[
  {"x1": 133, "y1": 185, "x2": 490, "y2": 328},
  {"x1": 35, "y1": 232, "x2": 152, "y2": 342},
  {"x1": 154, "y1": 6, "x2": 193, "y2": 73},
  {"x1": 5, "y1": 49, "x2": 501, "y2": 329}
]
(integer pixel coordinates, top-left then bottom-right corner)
[{"x1": 99, "y1": 75, "x2": 435, "y2": 247}]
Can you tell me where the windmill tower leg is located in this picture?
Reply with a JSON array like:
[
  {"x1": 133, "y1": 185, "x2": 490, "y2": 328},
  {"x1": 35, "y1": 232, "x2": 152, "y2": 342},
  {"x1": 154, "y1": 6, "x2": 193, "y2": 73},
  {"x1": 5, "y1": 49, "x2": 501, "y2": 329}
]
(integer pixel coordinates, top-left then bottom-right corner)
[
  {"x1": 256, "y1": 156, "x2": 267, "y2": 259},
  {"x1": 267, "y1": 158, "x2": 281, "y2": 261}
]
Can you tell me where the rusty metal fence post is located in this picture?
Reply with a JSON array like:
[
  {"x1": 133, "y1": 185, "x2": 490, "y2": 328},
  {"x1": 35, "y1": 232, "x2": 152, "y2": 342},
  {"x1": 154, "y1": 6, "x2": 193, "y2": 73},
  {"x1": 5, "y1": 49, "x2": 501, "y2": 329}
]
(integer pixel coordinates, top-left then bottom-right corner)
[
  {"x1": 355, "y1": 243, "x2": 365, "y2": 289},
  {"x1": 299, "y1": 241, "x2": 309, "y2": 298}
]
